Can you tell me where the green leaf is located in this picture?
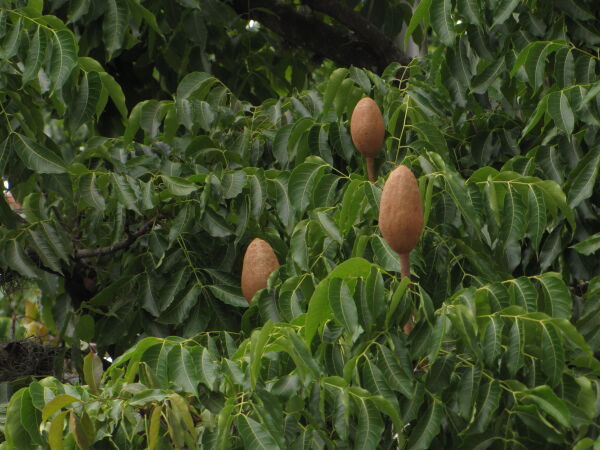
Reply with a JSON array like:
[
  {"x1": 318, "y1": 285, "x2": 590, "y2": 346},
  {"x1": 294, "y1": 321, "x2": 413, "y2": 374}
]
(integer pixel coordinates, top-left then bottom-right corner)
[
  {"x1": 48, "y1": 409, "x2": 67, "y2": 450},
  {"x1": 521, "y1": 94, "x2": 548, "y2": 138},
  {"x1": 22, "y1": 26, "x2": 48, "y2": 85},
  {"x1": 201, "y1": 209, "x2": 233, "y2": 237},
  {"x1": 406, "y1": 399, "x2": 443, "y2": 450},
  {"x1": 80, "y1": 173, "x2": 106, "y2": 211},
  {"x1": 161, "y1": 175, "x2": 198, "y2": 196},
  {"x1": 322, "y1": 68, "x2": 348, "y2": 114},
  {"x1": 288, "y1": 160, "x2": 328, "y2": 215},
  {"x1": 457, "y1": 0, "x2": 481, "y2": 25},
  {"x1": 11, "y1": 133, "x2": 67, "y2": 174},
  {"x1": 140, "y1": 100, "x2": 166, "y2": 138},
  {"x1": 221, "y1": 171, "x2": 247, "y2": 199},
  {"x1": 208, "y1": 285, "x2": 248, "y2": 308},
  {"x1": 471, "y1": 57, "x2": 505, "y2": 94},
  {"x1": 5, "y1": 389, "x2": 40, "y2": 448},
  {"x1": 176, "y1": 72, "x2": 217, "y2": 130},
  {"x1": 89, "y1": 277, "x2": 129, "y2": 306},
  {"x1": 500, "y1": 186, "x2": 526, "y2": 245},
  {"x1": 338, "y1": 179, "x2": 365, "y2": 234},
  {"x1": 540, "y1": 323, "x2": 564, "y2": 387},
  {"x1": 315, "y1": 209, "x2": 342, "y2": 244},
  {"x1": 536, "y1": 273, "x2": 571, "y2": 319},
  {"x1": 111, "y1": 173, "x2": 140, "y2": 213},
  {"x1": 385, "y1": 276, "x2": 411, "y2": 328},
  {"x1": 565, "y1": 146, "x2": 600, "y2": 208},
  {"x1": 412, "y1": 122, "x2": 449, "y2": 160},
  {"x1": 76, "y1": 314, "x2": 95, "y2": 342},
  {"x1": 99, "y1": 71, "x2": 128, "y2": 118},
  {"x1": 49, "y1": 29, "x2": 78, "y2": 90},
  {"x1": 353, "y1": 396, "x2": 384, "y2": 450},
  {"x1": 328, "y1": 278, "x2": 359, "y2": 336},
  {"x1": 570, "y1": 232, "x2": 600, "y2": 256},
  {"x1": 159, "y1": 284, "x2": 200, "y2": 324},
  {"x1": 527, "y1": 185, "x2": 546, "y2": 253},
  {"x1": 247, "y1": 171, "x2": 266, "y2": 219},
  {"x1": 82, "y1": 352, "x2": 103, "y2": 394},
  {"x1": 0, "y1": 17, "x2": 22, "y2": 60},
  {"x1": 554, "y1": 48, "x2": 575, "y2": 88},
  {"x1": 103, "y1": 0, "x2": 129, "y2": 59},
  {"x1": 128, "y1": 0, "x2": 163, "y2": 36},
  {"x1": 505, "y1": 318, "x2": 524, "y2": 376},
  {"x1": 473, "y1": 380, "x2": 501, "y2": 432},
  {"x1": 237, "y1": 415, "x2": 282, "y2": 450},
  {"x1": 167, "y1": 346, "x2": 199, "y2": 395},
  {"x1": 28, "y1": 228, "x2": 62, "y2": 274},
  {"x1": 507, "y1": 277, "x2": 537, "y2": 312},
  {"x1": 6, "y1": 239, "x2": 38, "y2": 278},
  {"x1": 67, "y1": 71, "x2": 102, "y2": 132},
  {"x1": 378, "y1": 345, "x2": 413, "y2": 398},
  {"x1": 361, "y1": 359, "x2": 399, "y2": 409},
  {"x1": 428, "y1": 313, "x2": 447, "y2": 364},
  {"x1": 482, "y1": 315, "x2": 503, "y2": 367},
  {"x1": 370, "y1": 235, "x2": 401, "y2": 272},
  {"x1": 405, "y1": 0, "x2": 432, "y2": 47},
  {"x1": 42, "y1": 394, "x2": 79, "y2": 422},
  {"x1": 492, "y1": 0, "x2": 520, "y2": 26},
  {"x1": 269, "y1": 174, "x2": 293, "y2": 231},
  {"x1": 431, "y1": 0, "x2": 455, "y2": 46},
  {"x1": 158, "y1": 267, "x2": 190, "y2": 312},
  {"x1": 457, "y1": 365, "x2": 481, "y2": 420},
  {"x1": 524, "y1": 385, "x2": 570, "y2": 427},
  {"x1": 548, "y1": 90, "x2": 574, "y2": 134},
  {"x1": 304, "y1": 258, "x2": 373, "y2": 345}
]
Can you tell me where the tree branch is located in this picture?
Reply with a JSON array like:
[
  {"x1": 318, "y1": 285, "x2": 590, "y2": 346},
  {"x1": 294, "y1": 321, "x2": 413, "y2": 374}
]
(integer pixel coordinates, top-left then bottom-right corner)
[
  {"x1": 301, "y1": 0, "x2": 410, "y2": 67},
  {"x1": 230, "y1": 0, "x2": 386, "y2": 71},
  {"x1": 74, "y1": 217, "x2": 157, "y2": 259}
]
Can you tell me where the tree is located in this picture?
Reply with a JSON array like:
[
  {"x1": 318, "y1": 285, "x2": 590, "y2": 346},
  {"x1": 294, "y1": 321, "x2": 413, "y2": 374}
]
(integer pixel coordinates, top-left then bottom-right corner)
[{"x1": 1, "y1": 0, "x2": 600, "y2": 448}]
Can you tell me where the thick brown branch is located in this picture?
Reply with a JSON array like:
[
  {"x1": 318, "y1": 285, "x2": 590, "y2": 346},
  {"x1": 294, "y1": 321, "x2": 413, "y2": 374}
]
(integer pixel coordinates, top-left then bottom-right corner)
[
  {"x1": 302, "y1": 0, "x2": 410, "y2": 67},
  {"x1": 231, "y1": 0, "x2": 384, "y2": 71},
  {"x1": 74, "y1": 217, "x2": 156, "y2": 259}
]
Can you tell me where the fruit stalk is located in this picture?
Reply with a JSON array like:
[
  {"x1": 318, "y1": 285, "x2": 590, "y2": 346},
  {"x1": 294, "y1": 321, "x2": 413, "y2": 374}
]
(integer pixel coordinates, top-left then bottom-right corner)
[
  {"x1": 366, "y1": 156, "x2": 376, "y2": 182},
  {"x1": 400, "y1": 253, "x2": 410, "y2": 280}
]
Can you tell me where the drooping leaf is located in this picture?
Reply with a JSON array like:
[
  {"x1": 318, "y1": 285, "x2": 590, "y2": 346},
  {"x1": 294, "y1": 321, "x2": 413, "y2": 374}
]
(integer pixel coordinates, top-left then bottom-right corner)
[
  {"x1": 570, "y1": 233, "x2": 600, "y2": 256},
  {"x1": 288, "y1": 160, "x2": 328, "y2": 215},
  {"x1": 548, "y1": 90, "x2": 574, "y2": 134},
  {"x1": 353, "y1": 396, "x2": 384, "y2": 450},
  {"x1": 237, "y1": 415, "x2": 282, "y2": 450},
  {"x1": 22, "y1": 26, "x2": 48, "y2": 85},
  {"x1": 406, "y1": 399, "x2": 443, "y2": 450},
  {"x1": 565, "y1": 146, "x2": 600, "y2": 208},
  {"x1": 11, "y1": 133, "x2": 67, "y2": 174},
  {"x1": 540, "y1": 322, "x2": 564, "y2": 387},
  {"x1": 67, "y1": 71, "x2": 102, "y2": 132},
  {"x1": 103, "y1": 0, "x2": 129, "y2": 59},
  {"x1": 431, "y1": 0, "x2": 455, "y2": 46},
  {"x1": 80, "y1": 173, "x2": 106, "y2": 211},
  {"x1": 49, "y1": 29, "x2": 78, "y2": 90}
]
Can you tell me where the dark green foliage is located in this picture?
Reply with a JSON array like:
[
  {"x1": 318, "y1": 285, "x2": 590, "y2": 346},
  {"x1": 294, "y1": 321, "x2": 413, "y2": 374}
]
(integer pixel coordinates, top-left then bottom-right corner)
[{"x1": 0, "y1": 0, "x2": 599, "y2": 448}]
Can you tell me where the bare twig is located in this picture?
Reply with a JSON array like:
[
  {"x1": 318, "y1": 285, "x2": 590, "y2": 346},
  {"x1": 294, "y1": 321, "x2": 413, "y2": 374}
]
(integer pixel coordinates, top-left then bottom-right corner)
[
  {"x1": 74, "y1": 217, "x2": 157, "y2": 259},
  {"x1": 230, "y1": 0, "x2": 400, "y2": 72},
  {"x1": 302, "y1": 0, "x2": 410, "y2": 67}
]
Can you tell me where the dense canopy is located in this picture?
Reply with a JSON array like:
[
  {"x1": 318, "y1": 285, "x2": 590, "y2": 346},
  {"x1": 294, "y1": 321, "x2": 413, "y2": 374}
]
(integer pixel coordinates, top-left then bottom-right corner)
[{"x1": 0, "y1": 0, "x2": 599, "y2": 448}]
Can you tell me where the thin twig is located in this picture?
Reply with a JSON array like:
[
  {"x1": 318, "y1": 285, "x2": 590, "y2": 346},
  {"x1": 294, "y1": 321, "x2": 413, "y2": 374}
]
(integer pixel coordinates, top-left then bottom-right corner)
[{"x1": 74, "y1": 217, "x2": 157, "y2": 259}]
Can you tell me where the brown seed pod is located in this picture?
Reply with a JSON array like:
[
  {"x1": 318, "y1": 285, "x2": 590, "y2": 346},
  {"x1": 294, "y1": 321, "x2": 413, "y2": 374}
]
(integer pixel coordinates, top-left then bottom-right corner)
[
  {"x1": 350, "y1": 97, "x2": 385, "y2": 158},
  {"x1": 241, "y1": 238, "x2": 280, "y2": 303},
  {"x1": 378, "y1": 165, "x2": 424, "y2": 255}
]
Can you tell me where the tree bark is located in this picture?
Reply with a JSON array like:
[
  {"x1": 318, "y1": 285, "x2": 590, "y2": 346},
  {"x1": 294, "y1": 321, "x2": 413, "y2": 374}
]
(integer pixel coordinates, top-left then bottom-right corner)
[{"x1": 230, "y1": 0, "x2": 409, "y2": 72}]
